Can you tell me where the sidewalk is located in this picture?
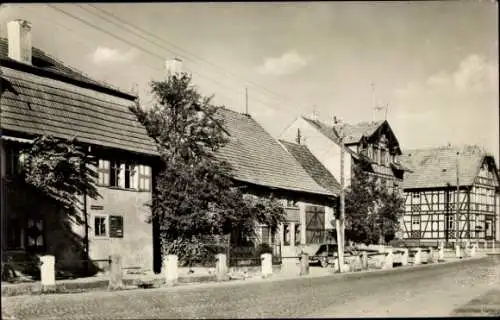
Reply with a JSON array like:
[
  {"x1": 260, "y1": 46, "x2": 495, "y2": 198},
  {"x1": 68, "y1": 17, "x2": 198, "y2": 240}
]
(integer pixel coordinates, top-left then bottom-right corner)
[{"x1": 1, "y1": 251, "x2": 495, "y2": 297}]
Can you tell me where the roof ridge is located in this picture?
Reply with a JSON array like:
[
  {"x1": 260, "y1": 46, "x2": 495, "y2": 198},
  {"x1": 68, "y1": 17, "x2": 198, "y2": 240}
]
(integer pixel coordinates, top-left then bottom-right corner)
[{"x1": 0, "y1": 37, "x2": 136, "y2": 98}]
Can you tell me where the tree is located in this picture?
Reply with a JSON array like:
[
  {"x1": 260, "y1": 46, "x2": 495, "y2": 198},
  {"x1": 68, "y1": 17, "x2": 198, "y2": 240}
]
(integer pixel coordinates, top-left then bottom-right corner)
[
  {"x1": 344, "y1": 162, "x2": 404, "y2": 245},
  {"x1": 130, "y1": 73, "x2": 285, "y2": 265}
]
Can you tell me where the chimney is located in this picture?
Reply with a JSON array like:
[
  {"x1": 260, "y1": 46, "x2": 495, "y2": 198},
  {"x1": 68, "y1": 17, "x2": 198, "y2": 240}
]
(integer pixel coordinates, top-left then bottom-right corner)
[
  {"x1": 7, "y1": 19, "x2": 32, "y2": 64},
  {"x1": 165, "y1": 58, "x2": 183, "y2": 78}
]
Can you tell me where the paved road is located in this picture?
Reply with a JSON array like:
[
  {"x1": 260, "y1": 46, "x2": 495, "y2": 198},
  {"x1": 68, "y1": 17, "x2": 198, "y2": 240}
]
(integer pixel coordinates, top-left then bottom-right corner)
[{"x1": 2, "y1": 256, "x2": 499, "y2": 319}]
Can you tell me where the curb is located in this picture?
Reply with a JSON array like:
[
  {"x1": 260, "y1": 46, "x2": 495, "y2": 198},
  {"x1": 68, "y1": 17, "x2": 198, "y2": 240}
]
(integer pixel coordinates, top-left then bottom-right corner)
[{"x1": 1, "y1": 255, "x2": 492, "y2": 297}]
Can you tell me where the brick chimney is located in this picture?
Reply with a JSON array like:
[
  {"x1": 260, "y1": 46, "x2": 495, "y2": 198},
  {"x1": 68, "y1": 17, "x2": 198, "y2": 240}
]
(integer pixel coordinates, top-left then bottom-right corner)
[
  {"x1": 7, "y1": 19, "x2": 32, "y2": 64},
  {"x1": 165, "y1": 58, "x2": 182, "y2": 78}
]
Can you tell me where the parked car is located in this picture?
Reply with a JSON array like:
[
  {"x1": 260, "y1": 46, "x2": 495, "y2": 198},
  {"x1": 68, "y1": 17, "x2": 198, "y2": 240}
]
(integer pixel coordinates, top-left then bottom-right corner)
[{"x1": 308, "y1": 243, "x2": 356, "y2": 268}]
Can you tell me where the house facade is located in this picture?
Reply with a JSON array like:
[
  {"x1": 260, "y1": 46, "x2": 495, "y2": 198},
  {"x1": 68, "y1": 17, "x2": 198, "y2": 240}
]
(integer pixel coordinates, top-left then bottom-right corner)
[
  {"x1": 215, "y1": 109, "x2": 338, "y2": 258},
  {"x1": 1, "y1": 20, "x2": 157, "y2": 275},
  {"x1": 400, "y1": 145, "x2": 500, "y2": 246},
  {"x1": 280, "y1": 115, "x2": 407, "y2": 191}
]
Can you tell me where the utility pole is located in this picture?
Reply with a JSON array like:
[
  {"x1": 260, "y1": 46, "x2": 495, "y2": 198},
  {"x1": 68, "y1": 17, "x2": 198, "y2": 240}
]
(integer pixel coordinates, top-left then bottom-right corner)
[
  {"x1": 333, "y1": 123, "x2": 345, "y2": 272},
  {"x1": 456, "y1": 151, "x2": 460, "y2": 253}
]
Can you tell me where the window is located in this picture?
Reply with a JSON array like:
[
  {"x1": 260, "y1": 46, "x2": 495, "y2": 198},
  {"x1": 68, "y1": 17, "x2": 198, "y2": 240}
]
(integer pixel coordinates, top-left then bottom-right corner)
[
  {"x1": 380, "y1": 149, "x2": 387, "y2": 166},
  {"x1": 109, "y1": 160, "x2": 121, "y2": 187},
  {"x1": 5, "y1": 146, "x2": 24, "y2": 176},
  {"x1": 124, "y1": 163, "x2": 136, "y2": 189},
  {"x1": 261, "y1": 225, "x2": 270, "y2": 244},
  {"x1": 283, "y1": 224, "x2": 291, "y2": 246},
  {"x1": 94, "y1": 215, "x2": 108, "y2": 237},
  {"x1": 98, "y1": 160, "x2": 110, "y2": 186},
  {"x1": 411, "y1": 215, "x2": 420, "y2": 226},
  {"x1": 367, "y1": 145, "x2": 373, "y2": 159},
  {"x1": 138, "y1": 165, "x2": 152, "y2": 191},
  {"x1": 294, "y1": 224, "x2": 301, "y2": 245},
  {"x1": 373, "y1": 147, "x2": 379, "y2": 164},
  {"x1": 286, "y1": 199, "x2": 298, "y2": 208},
  {"x1": 447, "y1": 215, "x2": 454, "y2": 230}
]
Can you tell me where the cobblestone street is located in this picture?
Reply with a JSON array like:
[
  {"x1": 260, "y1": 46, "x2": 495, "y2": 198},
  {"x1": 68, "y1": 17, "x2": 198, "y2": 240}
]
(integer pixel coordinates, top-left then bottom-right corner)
[{"x1": 2, "y1": 256, "x2": 499, "y2": 319}]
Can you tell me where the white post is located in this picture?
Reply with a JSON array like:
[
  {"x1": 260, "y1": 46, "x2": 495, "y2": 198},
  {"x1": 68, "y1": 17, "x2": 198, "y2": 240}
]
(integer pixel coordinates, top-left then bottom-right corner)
[
  {"x1": 414, "y1": 248, "x2": 422, "y2": 265},
  {"x1": 383, "y1": 248, "x2": 393, "y2": 269},
  {"x1": 455, "y1": 243, "x2": 461, "y2": 258},
  {"x1": 261, "y1": 253, "x2": 273, "y2": 278},
  {"x1": 216, "y1": 254, "x2": 228, "y2": 281},
  {"x1": 401, "y1": 248, "x2": 409, "y2": 266},
  {"x1": 471, "y1": 243, "x2": 477, "y2": 257},
  {"x1": 163, "y1": 254, "x2": 178, "y2": 285},
  {"x1": 438, "y1": 243, "x2": 444, "y2": 261},
  {"x1": 40, "y1": 255, "x2": 56, "y2": 290}
]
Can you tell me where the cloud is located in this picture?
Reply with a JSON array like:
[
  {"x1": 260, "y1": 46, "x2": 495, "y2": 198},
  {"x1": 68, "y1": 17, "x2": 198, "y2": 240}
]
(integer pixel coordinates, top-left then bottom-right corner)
[
  {"x1": 392, "y1": 54, "x2": 499, "y2": 160},
  {"x1": 257, "y1": 50, "x2": 312, "y2": 76},
  {"x1": 91, "y1": 46, "x2": 137, "y2": 64},
  {"x1": 396, "y1": 54, "x2": 498, "y2": 97}
]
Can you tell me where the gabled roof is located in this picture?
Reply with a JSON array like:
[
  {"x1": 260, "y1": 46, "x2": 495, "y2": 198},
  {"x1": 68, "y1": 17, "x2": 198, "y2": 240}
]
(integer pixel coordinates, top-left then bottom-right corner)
[
  {"x1": 0, "y1": 38, "x2": 134, "y2": 99},
  {"x1": 217, "y1": 109, "x2": 334, "y2": 197},
  {"x1": 279, "y1": 140, "x2": 341, "y2": 196},
  {"x1": 400, "y1": 145, "x2": 498, "y2": 189},
  {"x1": 302, "y1": 116, "x2": 384, "y2": 145}
]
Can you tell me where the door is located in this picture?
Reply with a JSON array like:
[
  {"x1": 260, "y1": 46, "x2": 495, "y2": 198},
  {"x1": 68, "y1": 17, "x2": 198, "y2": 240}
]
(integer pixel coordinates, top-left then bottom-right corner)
[{"x1": 485, "y1": 217, "x2": 494, "y2": 240}]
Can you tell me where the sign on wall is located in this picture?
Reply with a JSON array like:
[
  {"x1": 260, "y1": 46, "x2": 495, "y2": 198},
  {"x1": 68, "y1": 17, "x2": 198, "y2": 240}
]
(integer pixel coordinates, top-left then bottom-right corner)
[{"x1": 109, "y1": 215, "x2": 124, "y2": 238}]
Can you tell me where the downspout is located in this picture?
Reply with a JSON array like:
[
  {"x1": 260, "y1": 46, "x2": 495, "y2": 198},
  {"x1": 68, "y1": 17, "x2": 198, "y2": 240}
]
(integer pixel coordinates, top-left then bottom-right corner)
[{"x1": 83, "y1": 145, "x2": 90, "y2": 274}]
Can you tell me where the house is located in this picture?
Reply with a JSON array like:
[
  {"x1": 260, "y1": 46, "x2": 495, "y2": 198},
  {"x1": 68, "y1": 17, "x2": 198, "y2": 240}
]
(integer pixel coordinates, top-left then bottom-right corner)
[
  {"x1": 278, "y1": 140, "x2": 342, "y2": 250},
  {"x1": 215, "y1": 109, "x2": 337, "y2": 258},
  {"x1": 1, "y1": 20, "x2": 157, "y2": 275},
  {"x1": 1, "y1": 19, "x2": 337, "y2": 275},
  {"x1": 280, "y1": 115, "x2": 407, "y2": 191},
  {"x1": 399, "y1": 145, "x2": 500, "y2": 246}
]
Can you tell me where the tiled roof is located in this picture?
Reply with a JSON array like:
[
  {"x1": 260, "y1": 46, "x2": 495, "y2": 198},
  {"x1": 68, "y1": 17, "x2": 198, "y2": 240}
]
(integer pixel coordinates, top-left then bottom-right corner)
[
  {"x1": 400, "y1": 145, "x2": 493, "y2": 189},
  {"x1": 1, "y1": 65, "x2": 157, "y2": 155},
  {"x1": 279, "y1": 140, "x2": 341, "y2": 195},
  {"x1": 302, "y1": 116, "x2": 385, "y2": 145},
  {"x1": 0, "y1": 38, "x2": 133, "y2": 98},
  {"x1": 217, "y1": 109, "x2": 334, "y2": 196}
]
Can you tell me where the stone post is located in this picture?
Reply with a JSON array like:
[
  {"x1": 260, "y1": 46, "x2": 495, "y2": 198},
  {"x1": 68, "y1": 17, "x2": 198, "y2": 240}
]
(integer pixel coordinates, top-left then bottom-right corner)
[
  {"x1": 216, "y1": 254, "x2": 229, "y2": 281},
  {"x1": 299, "y1": 252, "x2": 309, "y2": 276},
  {"x1": 401, "y1": 248, "x2": 409, "y2": 266},
  {"x1": 382, "y1": 248, "x2": 393, "y2": 270},
  {"x1": 414, "y1": 248, "x2": 422, "y2": 265},
  {"x1": 438, "y1": 242, "x2": 444, "y2": 261},
  {"x1": 261, "y1": 253, "x2": 273, "y2": 278},
  {"x1": 40, "y1": 255, "x2": 56, "y2": 291},
  {"x1": 455, "y1": 243, "x2": 461, "y2": 258},
  {"x1": 361, "y1": 252, "x2": 368, "y2": 270},
  {"x1": 162, "y1": 254, "x2": 178, "y2": 286},
  {"x1": 428, "y1": 247, "x2": 437, "y2": 263},
  {"x1": 108, "y1": 255, "x2": 123, "y2": 290}
]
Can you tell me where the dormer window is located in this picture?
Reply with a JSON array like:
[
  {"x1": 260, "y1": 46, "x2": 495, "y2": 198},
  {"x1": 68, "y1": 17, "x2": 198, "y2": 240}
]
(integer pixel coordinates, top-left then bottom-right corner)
[{"x1": 380, "y1": 149, "x2": 387, "y2": 166}]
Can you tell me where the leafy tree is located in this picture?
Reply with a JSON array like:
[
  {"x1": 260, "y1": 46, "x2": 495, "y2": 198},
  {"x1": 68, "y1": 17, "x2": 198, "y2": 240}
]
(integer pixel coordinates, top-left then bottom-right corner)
[
  {"x1": 344, "y1": 162, "x2": 404, "y2": 245},
  {"x1": 130, "y1": 73, "x2": 285, "y2": 265}
]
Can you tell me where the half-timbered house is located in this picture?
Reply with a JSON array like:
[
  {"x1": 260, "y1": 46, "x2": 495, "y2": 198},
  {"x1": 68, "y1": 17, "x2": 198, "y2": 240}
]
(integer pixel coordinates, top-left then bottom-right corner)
[{"x1": 400, "y1": 145, "x2": 500, "y2": 246}]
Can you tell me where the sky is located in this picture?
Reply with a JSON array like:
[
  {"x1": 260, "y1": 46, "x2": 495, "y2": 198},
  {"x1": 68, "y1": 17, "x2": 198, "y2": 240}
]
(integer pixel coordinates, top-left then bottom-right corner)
[{"x1": 1, "y1": 2, "x2": 498, "y2": 161}]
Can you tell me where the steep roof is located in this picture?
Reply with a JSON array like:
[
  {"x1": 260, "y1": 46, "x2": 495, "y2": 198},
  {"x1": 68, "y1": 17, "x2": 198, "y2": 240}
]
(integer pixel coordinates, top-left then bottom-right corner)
[
  {"x1": 217, "y1": 109, "x2": 334, "y2": 197},
  {"x1": 0, "y1": 38, "x2": 134, "y2": 98},
  {"x1": 302, "y1": 116, "x2": 384, "y2": 145},
  {"x1": 279, "y1": 140, "x2": 341, "y2": 195},
  {"x1": 400, "y1": 145, "x2": 497, "y2": 189}
]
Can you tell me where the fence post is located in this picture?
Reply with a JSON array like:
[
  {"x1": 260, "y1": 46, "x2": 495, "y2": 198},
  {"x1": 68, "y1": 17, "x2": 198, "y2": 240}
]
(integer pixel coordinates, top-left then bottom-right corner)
[
  {"x1": 215, "y1": 254, "x2": 229, "y2": 281},
  {"x1": 108, "y1": 255, "x2": 123, "y2": 290},
  {"x1": 414, "y1": 248, "x2": 422, "y2": 265},
  {"x1": 401, "y1": 248, "x2": 409, "y2": 266},
  {"x1": 471, "y1": 243, "x2": 477, "y2": 257},
  {"x1": 40, "y1": 255, "x2": 56, "y2": 292},
  {"x1": 299, "y1": 252, "x2": 309, "y2": 276},
  {"x1": 162, "y1": 254, "x2": 178, "y2": 286},
  {"x1": 427, "y1": 247, "x2": 436, "y2": 263},
  {"x1": 361, "y1": 252, "x2": 368, "y2": 270},
  {"x1": 261, "y1": 253, "x2": 272, "y2": 278}
]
